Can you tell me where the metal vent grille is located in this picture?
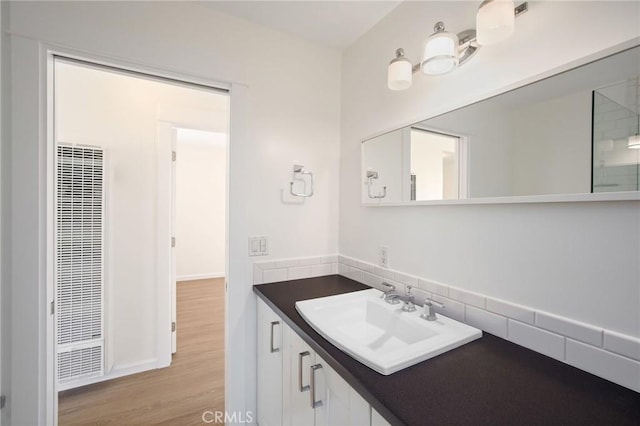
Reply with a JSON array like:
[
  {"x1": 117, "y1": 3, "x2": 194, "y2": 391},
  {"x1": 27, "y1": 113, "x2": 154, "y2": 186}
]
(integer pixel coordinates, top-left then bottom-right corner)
[
  {"x1": 56, "y1": 144, "x2": 105, "y2": 383},
  {"x1": 58, "y1": 345, "x2": 104, "y2": 381}
]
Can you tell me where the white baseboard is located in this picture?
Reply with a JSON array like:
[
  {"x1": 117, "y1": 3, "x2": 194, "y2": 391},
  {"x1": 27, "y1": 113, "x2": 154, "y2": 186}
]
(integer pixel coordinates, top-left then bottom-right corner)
[
  {"x1": 177, "y1": 272, "x2": 225, "y2": 281},
  {"x1": 58, "y1": 358, "x2": 159, "y2": 392}
]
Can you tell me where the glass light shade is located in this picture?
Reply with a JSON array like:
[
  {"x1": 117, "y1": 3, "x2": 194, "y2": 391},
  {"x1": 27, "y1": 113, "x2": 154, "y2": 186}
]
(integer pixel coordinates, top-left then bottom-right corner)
[
  {"x1": 388, "y1": 58, "x2": 412, "y2": 91},
  {"x1": 476, "y1": 0, "x2": 515, "y2": 46},
  {"x1": 628, "y1": 134, "x2": 640, "y2": 149},
  {"x1": 421, "y1": 31, "x2": 459, "y2": 76}
]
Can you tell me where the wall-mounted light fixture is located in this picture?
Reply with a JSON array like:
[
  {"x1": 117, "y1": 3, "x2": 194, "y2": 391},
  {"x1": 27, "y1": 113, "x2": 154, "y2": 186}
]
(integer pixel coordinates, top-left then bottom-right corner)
[{"x1": 388, "y1": 0, "x2": 528, "y2": 90}]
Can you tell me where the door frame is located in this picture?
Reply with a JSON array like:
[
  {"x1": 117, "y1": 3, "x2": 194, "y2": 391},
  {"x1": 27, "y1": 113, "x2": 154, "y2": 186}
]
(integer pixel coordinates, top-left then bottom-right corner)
[{"x1": 44, "y1": 45, "x2": 233, "y2": 425}]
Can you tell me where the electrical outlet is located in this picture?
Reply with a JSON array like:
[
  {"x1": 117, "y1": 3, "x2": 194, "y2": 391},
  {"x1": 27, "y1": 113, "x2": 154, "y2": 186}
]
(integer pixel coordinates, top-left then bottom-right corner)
[{"x1": 379, "y1": 245, "x2": 389, "y2": 268}]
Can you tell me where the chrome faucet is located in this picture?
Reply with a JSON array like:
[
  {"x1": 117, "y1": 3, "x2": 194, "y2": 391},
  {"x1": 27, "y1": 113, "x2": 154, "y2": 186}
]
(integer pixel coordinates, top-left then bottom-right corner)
[
  {"x1": 385, "y1": 285, "x2": 416, "y2": 312},
  {"x1": 380, "y1": 282, "x2": 396, "y2": 299},
  {"x1": 421, "y1": 298, "x2": 445, "y2": 321}
]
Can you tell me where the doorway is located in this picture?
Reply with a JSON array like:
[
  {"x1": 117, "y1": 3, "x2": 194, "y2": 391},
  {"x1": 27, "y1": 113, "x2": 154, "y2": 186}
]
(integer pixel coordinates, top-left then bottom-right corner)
[{"x1": 52, "y1": 57, "x2": 229, "y2": 423}]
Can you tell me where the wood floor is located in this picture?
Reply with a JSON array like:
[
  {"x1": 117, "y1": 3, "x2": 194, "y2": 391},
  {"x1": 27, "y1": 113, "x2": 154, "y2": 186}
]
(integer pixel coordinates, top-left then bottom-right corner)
[{"x1": 58, "y1": 278, "x2": 225, "y2": 425}]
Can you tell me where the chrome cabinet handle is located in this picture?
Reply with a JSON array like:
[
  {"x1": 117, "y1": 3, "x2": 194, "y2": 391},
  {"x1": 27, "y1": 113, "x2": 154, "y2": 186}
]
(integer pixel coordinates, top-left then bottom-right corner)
[
  {"x1": 270, "y1": 321, "x2": 280, "y2": 353},
  {"x1": 298, "y1": 351, "x2": 311, "y2": 392},
  {"x1": 310, "y1": 364, "x2": 323, "y2": 409}
]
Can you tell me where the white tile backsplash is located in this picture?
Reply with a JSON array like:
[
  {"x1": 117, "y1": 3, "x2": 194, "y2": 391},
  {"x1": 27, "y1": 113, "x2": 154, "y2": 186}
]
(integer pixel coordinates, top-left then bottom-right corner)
[
  {"x1": 274, "y1": 258, "x2": 300, "y2": 268},
  {"x1": 262, "y1": 268, "x2": 288, "y2": 284},
  {"x1": 373, "y1": 266, "x2": 394, "y2": 280},
  {"x1": 310, "y1": 263, "x2": 333, "y2": 277},
  {"x1": 253, "y1": 264, "x2": 264, "y2": 284},
  {"x1": 394, "y1": 272, "x2": 419, "y2": 287},
  {"x1": 566, "y1": 339, "x2": 640, "y2": 392},
  {"x1": 465, "y1": 306, "x2": 507, "y2": 338},
  {"x1": 508, "y1": 319, "x2": 565, "y2": 361},
  {"x1": 449, "y1": 287, "x2": 486, "y2": 309},
  {"x1": 604, "y1": 331, "x2": 640, "y2": 361},
  {"x1": 347, "y1": 266, "x2": 364, "y2": 283},
  {"x1": 418, "y1": 279, "x2": 449, "y2": 297},
  {"x1": 288, "y1": 265, "x2": 311, "y2": 280},
  {"x1": 338, "y1": 263, "x2": 349, "y2": 276},
  {"x1": 536, "y1": 312, "x2": 603, "y2": 347},
  {"x1": 362, "y1": 271, "x2": 383, "y2": 289},
  {"x1": 255, "y1": 254, "x2": 640, "y2": 393},
  {"x1": 430, "y1": 294, "x2": 465, "y2": 322},
  {"x1": 486, "y1": 297, "x2": 535, "y2": 325}
]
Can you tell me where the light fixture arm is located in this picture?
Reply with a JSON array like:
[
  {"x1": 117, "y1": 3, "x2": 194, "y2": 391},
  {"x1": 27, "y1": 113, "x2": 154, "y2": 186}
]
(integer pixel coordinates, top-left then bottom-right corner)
[{"x1": 388, "y1": 2, "x2": 528, "y2": 87}]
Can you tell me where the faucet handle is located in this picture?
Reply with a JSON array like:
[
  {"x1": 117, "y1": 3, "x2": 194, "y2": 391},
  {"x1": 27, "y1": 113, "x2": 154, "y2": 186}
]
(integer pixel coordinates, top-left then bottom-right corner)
[
  {"x1": 425, "y1": 298, "x2": 444, "y2": 309},
  {"x1": 380, "y1": 282, "x2": 395, "y2": 298},
  {"x1": 405, "y1": 285, "x2": 413, "y2": 295},
  {"x1": 421, "y1": 298, "x2": 445, "y2": 321}
]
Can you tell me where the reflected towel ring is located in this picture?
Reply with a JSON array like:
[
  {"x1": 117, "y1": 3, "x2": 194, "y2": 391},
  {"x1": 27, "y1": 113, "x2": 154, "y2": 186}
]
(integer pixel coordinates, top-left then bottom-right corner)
[
  {"x1": 366, "y1": 171, "x2": 387, "y2": 199},
  {"x1": 290, "y1": 164, "x2": 314, "y2": 197}
]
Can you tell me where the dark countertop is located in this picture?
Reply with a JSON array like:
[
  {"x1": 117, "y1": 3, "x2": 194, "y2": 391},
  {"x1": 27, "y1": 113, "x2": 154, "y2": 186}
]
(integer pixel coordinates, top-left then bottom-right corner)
[{"x1": 254, "y1": 275, "x2": 640, "y2": 426}]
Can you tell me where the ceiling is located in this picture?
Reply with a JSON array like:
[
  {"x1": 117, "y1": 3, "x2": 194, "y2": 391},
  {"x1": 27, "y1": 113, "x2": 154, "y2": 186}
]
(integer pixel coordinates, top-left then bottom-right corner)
[{"x1": 198, "y1": 1, "x2": 402, "y2": 49}]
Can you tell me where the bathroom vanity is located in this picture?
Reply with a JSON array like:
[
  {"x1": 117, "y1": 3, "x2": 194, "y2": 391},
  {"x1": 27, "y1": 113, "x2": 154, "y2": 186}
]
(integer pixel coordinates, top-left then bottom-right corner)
[{"x1": 255, "y1": 275, "x2": 640, "y2": 426}]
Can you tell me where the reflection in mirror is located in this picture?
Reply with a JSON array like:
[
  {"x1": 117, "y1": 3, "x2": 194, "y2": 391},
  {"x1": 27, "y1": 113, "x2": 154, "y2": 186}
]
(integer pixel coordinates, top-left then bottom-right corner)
[
  {"x1": 361, "y1": 46, "x2": 640, "y2": 204},
  {"x1": 592, "y1": 78, "x2": 640, "y2": 192},
  {"x1": 409, "y1": 128, "x2": 462, "y2": 200}
]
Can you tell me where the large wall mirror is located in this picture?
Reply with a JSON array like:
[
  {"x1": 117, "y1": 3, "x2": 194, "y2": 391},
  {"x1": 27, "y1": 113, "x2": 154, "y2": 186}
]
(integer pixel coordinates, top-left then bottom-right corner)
[{"x1": 362, "y1": 46, "x2": 640, "y2": 204}]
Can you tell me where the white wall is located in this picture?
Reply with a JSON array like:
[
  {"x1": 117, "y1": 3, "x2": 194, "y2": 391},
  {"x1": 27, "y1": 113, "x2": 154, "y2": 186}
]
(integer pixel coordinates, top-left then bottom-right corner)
[
  {"x1": 5, "y1": 1, "x2": 341, "y2": 424},
  {"x1": 175, "y1": 129, "x2": 226, "y2": 280},
  {"x1": 340, "y1": 0, "x2": 640, "y2": 340}
]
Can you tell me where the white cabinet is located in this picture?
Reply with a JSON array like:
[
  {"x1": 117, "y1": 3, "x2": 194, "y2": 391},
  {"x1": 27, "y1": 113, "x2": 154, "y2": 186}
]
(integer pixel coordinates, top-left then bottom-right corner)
[
  {"x1": 257, "y1": 298, "x2": 285, "y2": 426},
  {"x1": 282, "y1": 322, "x2": 370, "y2": 426},
  {"x1": 257, "y1": 295, "x2": 378, "y2": 426}
]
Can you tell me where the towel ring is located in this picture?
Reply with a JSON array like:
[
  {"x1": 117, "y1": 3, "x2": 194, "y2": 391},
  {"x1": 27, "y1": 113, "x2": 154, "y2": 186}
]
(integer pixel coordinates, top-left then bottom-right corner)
[
  {"x1": 290, "y1": 164, "x2": 314, "y2": 197},
  {"x1": 366, "y1": 171, "x2": 387, "y2": 199}
]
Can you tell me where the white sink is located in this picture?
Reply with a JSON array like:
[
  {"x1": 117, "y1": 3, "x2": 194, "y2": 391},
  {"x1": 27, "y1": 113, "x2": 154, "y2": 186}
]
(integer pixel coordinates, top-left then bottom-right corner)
[{"x1": 295, "y1": 288, "x2": 482, "y2": 375}]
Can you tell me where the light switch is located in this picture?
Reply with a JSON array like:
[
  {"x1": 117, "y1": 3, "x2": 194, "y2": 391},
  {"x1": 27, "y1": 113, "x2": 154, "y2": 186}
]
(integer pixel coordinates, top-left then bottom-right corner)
[{"x1": 249, "y1": 236, "x2": 269, "y2": 256}]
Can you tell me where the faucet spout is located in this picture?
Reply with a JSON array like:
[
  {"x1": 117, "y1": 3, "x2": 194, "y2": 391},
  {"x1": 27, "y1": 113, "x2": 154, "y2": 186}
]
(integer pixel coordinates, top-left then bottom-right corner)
[{"x1": 385, "y1": 285, "x2": 416, "y2": 312}]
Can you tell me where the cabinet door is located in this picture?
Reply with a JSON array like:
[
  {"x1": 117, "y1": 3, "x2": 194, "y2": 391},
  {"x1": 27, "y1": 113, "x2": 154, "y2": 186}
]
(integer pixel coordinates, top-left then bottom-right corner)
[
  {"x1": 286, "y1": 330, "x2": 317, "y2": 426},
  {"x1": 315, "y1": 355, "x2": 370, "y2": 426},
  {"x1": 257, "y1": 298, "x2": 284, "y2": 426}
]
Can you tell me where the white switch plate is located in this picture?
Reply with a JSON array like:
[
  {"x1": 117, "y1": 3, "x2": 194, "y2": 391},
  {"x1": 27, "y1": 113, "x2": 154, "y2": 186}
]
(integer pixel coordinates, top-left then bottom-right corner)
[
  {"x1": 379, "y1": 245, "x2": 389, "y2": 268},
  {"x1": 249, "y1": 236, "x2": 268, "y2": 256}
]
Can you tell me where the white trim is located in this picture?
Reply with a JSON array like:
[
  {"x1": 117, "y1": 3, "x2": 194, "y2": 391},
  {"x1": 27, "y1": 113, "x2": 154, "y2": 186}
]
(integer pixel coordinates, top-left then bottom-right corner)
[
  {"x1": 156, "y1": 122, "x2": 173, "y2": 369},
  {"x1": 177, "y1": 273, "x2": 225, "y2": 282},
  {"x1": 363, "y1": 191, "x2": 640, "y2": 207},
  {"x1": 57, "y1": 358, "x2": 158, "y2": 392}
]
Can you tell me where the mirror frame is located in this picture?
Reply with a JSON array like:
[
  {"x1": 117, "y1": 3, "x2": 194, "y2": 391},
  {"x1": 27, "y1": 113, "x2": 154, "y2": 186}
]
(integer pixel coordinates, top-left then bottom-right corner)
[{"x1": 361, "y1": 39, "x2": 640, "y2": 206}]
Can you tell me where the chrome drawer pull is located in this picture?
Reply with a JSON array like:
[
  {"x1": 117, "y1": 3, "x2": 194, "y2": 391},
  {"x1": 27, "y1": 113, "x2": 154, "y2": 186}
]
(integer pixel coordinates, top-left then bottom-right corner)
[
  {"x1": 270, "y1": 321, "x2": 280, "y2": 353},
  {"x1": 310, "y1": 363, "x2": 323, "y2": 409},
  {"x1": 298, "y1": 351, "x2": 311, "y2": 392}
]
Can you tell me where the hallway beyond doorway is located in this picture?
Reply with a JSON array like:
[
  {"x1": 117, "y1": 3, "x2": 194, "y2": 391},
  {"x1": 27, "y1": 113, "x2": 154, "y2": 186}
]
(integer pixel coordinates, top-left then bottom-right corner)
[{"x1": 58, "y1": 278, "x2": 224, "y2": 425}]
